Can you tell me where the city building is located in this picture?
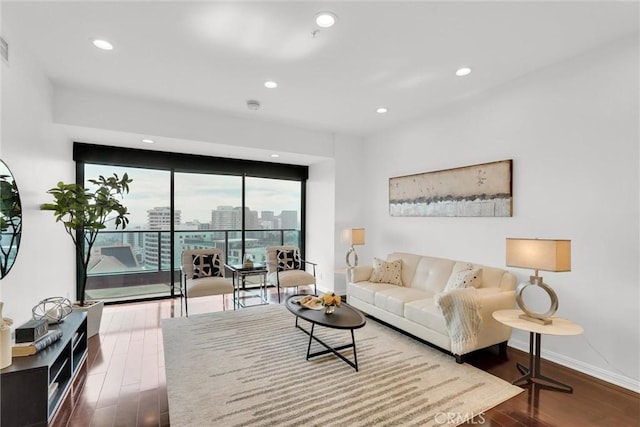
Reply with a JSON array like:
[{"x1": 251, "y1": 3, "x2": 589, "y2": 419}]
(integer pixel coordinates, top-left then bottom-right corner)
[{"x1": 145, "y1": 207, "x2": 181, "y2": 270}]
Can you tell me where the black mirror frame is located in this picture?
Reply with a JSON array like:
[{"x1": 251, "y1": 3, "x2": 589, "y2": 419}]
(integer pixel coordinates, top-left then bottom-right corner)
[{"x1": 0, "y1": 159, "x2": 22, "y2": 279}]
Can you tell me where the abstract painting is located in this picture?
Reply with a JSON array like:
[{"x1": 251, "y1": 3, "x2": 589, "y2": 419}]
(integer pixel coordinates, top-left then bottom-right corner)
[{"x1": 389, "y1": 160, "x2": 513, "y2": 217}]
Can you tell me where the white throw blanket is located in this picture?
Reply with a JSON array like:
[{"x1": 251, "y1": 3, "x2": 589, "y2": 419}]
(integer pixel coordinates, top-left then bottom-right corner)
[{"x1": 435, "y1": 288, "x2": 482, "y2": 355}]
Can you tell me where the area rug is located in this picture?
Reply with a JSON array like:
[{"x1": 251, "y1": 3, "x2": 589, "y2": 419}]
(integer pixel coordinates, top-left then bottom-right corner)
[{"x1": 162, "y1": 304, "x2": 522, "y2": 427}]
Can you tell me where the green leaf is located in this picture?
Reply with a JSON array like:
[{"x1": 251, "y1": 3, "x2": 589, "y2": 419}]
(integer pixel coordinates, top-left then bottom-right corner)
[{"x1": 41, "y1": 173, "x2": 133, "y2": 305}]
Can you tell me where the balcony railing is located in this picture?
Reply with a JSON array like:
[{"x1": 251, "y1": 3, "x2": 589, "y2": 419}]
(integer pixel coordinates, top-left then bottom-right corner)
[{"x1": 85, "y1": 228, "x2": 301, "y2": 295}]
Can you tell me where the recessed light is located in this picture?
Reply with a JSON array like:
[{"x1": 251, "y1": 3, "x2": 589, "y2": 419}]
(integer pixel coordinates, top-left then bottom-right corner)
[
  {"x1": 270, "y1": 154, "x2": 280, "y2": 158},
  {"x1": 264, "y1": 80, "x2": 278, "y2": 89},
  {"x1": 455, "y1": 67, "x2": 472, "y2": 77},
  {"x1": 315, "y1": 12, "x2": 338, "y2": 28},
  {"x1": 92, "y1": 39, "x2": 113, "y2": 50},
  {"x1": 376, "y1": 107, "x2": 388, "y2": 114},
  {"x1": 141, "y1": 138, "x2": 155, "y2": 144}
]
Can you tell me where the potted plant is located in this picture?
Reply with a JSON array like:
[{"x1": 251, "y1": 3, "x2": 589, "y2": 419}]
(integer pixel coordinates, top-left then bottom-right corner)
[{"x1": 41, "y1": 173, "x2": 132, "y2": 337}]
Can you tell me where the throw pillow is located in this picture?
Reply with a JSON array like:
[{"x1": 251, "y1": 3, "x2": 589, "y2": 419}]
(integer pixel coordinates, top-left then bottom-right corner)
[
  {"x1": 444, "y1": 267, "x2": 483, "y2": 292},
  {"x1": 192, "y1": 253, "x2": 223, "y2": 279},
  {"x1": 369, "y1": 258, "x2": 403, "y2": 286},
  {"x1": 276, "y1": 249, "x2": 302, "y2": 271}
]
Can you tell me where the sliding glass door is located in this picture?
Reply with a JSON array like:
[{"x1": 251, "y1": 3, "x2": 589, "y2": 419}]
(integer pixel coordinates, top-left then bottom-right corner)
[
  {"x1": 84, "y1": 164, "x2": 173, "y2": 302},
  {"x1": 75, "y1": 142, "x2": 308, "y2": 304},
  {"x1": 173, "y1": 172, "x2": 242, "y2": 268},
  {"x1": 244, "y1": 177, "x2": 302, "y2": 265}
]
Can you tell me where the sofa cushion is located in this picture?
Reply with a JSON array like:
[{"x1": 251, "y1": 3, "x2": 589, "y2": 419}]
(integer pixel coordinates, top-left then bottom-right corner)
[
  {"x1": 410, "y1": 256, "x2": 456, "y2": 293},
  {"x1": 374, "y1": 287, "x2": 434, "y2": 317},
  {"x1": 404, "y1": 298, "x2": 448, "y2": 336},
  {"x1": 267, "y1": 269, "x2": 316, "y2": 288},
  {"x1": 387, "y1": 253, "x2": 423, "y2": 288},
  {"x1": 192, "y1": 253, "x2": 223, "y2": 279},
  {"x1": 276, "y1": 249, "x2": 302, "y2": 271},
  {"x1": 474, "y1": 287, "x2": 500, "y2": 297},
  {"x1": 444, "y1": 267, "x2": 483, "y2": 292},
  {"x1": 369, "y1": 258, "x2": 403, "y2": 286},
  {"x1": 186, "y1": 276, "x2": 233, "y2": 297},
  {"x1": 479, "y1": 266, "x2": 510, "y2": 290},
  {"x1": 348, "y1": 281, "x2": 396, "y2": 305}
]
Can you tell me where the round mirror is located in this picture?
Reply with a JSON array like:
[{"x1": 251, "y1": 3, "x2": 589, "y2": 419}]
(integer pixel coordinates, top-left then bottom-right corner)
[{"x1": 0, "y1": 160, "x2": 22, "y2": 279}]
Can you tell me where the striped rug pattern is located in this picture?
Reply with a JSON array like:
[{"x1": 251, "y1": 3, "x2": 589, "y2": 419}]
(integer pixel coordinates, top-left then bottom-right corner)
[{"x1": 162, "y1": 304, "x2": 521, "y2": 427}]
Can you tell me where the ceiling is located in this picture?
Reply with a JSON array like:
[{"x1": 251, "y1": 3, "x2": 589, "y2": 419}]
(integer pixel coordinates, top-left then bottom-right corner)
[{"x1": 2, "y1": 1, "x2": 639, "y2": 137}]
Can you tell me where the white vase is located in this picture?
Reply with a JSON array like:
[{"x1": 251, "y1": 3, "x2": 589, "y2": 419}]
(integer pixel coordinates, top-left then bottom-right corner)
[
  {"x1": 0, "y1": 302, "x2": 11, "y2": 369},
  {"x1": 0, "y1": 325, "x2": 11, "y2": 369},
  {"x1": 72, "y1": 300, "x2": 104, "y2": 338}
]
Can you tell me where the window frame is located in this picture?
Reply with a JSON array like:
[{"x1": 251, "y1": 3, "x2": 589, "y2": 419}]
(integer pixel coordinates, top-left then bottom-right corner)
[{"x1": 73, "y1": 142, "x2": 308, "y2": 302}]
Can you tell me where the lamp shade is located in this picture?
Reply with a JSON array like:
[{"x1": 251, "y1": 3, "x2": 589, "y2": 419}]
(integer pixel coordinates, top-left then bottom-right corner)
[
  {"x1": 351, "y1": 228, "x2": 365, "y2": 246},
  {"x1": 506, "y1": 238, "x2": 571, "y2": 272}
]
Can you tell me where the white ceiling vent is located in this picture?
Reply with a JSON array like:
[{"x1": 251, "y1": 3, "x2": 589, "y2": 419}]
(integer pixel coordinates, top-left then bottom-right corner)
[{"x1": 0, "y1": 37, "x2": 8, "y2": 64}]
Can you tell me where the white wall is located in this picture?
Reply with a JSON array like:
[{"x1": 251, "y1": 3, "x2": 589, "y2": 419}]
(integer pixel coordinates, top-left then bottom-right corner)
[
  {"x1": 0, "y1": 33, "x2": 76, "y2": 326},
  {"x1": 53, "y1": 85, "x2": 335, "y2": 159},
  {"x1": 307, "y1": 133, "x2": 366, "y2": 295},
  {"x1": 332, "y1": 133, "x2": 366, "y2": 293},
  {"x1": 307, "y1": 157, "x2": 335, "y2": 293},
  {"x1": 363, "y1": 35, "x2": 639, "y2": 391}
]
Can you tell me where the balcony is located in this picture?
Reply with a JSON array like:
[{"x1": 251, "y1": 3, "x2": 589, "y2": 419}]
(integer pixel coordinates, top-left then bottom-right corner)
[{"x1": 85, "y1": 228, "x2": 301, "y2": 303}]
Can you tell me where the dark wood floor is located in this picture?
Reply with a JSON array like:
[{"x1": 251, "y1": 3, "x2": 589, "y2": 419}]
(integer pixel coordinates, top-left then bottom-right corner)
[{"x1": 64, "y1": 288, "x2": 639, "y2": 426}]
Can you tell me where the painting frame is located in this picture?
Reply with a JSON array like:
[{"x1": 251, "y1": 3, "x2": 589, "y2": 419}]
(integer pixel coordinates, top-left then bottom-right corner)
[{"x1": 389, "y1": 159, "x2": 513, "y2": 217}]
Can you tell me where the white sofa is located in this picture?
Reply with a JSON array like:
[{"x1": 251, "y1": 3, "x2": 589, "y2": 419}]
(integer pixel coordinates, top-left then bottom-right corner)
[{"x1": 347, "y1": 252, "x2": 517, "y2": 362}]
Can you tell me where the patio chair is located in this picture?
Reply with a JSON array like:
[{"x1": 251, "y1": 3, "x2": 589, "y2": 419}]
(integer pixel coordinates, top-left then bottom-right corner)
[
  {"x1": 266, "y1": 246, "x2": 317, "y2": 303},
  {"x1": 180, "y1": 248, "x2": 234, "y2": 316}
]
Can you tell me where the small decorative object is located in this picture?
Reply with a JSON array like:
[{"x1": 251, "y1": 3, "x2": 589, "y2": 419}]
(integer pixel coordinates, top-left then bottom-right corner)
[
  {"x1": 32, "y1": 297, "x2": 73, "y2": 325},
  {"x1": 321, "y1": 292, "x2": 341, "y2": 315},
  {"x1": 0, "y1": 301, "x2": 13, "y2": 369},
  {"x1": 15, "y1": 318, "x2": 48, "y2": 343},
  {"x1": 243, "y1": 254, "x2": 254, "y2": 269}
]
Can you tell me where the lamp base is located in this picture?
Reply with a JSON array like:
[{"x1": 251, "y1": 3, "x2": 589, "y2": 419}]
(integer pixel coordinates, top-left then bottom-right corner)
[
  {"x1": 345, "y1": 246, "x2": 359, "y2": 268},
  {"x1": 515, "y1": 275, "x2": 559, "y2": 325},
  {"x1": 519, "y1": 314, "x2": 553, "y2": 325}
]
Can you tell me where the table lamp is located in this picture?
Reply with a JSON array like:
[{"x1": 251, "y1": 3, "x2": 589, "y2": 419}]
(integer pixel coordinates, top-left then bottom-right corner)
[
  {"x1": 506, "y1": 238, "x2": 571, "y2": 325},
  {"x1": 345, "y1": 228, "x2": 365, "y2": 268}
]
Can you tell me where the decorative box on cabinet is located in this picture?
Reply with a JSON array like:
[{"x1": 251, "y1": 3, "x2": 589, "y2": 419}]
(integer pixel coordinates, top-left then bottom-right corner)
[{"x1": 0, "y1": 312, "x2": 88, "y2": 427}]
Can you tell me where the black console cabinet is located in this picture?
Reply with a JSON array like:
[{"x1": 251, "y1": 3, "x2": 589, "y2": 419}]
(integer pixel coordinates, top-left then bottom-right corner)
[{"x1": 1, "y1": 312, "x2": 88, "y2": 427}]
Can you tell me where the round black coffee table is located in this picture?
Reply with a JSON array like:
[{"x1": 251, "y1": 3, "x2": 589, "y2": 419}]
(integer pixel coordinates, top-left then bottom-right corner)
[{"x1": 285, "y1": 294, "x2": 366, "y2": 371}]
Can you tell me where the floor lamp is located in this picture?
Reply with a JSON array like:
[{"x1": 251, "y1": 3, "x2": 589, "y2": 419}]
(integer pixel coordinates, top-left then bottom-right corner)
[{"x1": 506, "y1": 238, "x2": 571, "y2": 325}]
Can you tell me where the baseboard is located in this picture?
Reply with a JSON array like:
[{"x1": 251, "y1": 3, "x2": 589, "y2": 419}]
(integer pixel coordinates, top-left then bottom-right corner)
[{"x1": 508, "y1": 338, "x2": 640, "y2": 393}]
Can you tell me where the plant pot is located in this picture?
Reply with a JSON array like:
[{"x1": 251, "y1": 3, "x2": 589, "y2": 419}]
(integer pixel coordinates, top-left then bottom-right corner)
[{"x1": 72, "y1": 300, "x2": 104, "y2": 338}]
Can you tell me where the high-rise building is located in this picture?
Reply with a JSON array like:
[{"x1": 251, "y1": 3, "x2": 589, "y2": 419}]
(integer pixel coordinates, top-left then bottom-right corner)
[
  {"x1": 243, "y1": 207, "x2": 260, "y2": 230},
  {"x1": 279, "y1": 210, "x2": 298, "y2": 229},
  {"x1": 211, "y1": 206, "x2": 235, "y2": 230},
  {"x1": 147, "y1": 207, "x2": 181, "y2": 229},
  {"x1": 260, "y1": 211, "x2": 276, "y2": 229},
  {"x1": 211, "y1": 206, "x2": 260, "y2": 230},
  {"x1": 145, "y1": 207, "x2": 181, "y2": 270}
]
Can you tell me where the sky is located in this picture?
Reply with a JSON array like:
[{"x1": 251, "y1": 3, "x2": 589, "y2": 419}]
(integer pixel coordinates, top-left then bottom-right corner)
[{"x1": 85, "y1": 164, "x2": 301, "y2": 228}]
